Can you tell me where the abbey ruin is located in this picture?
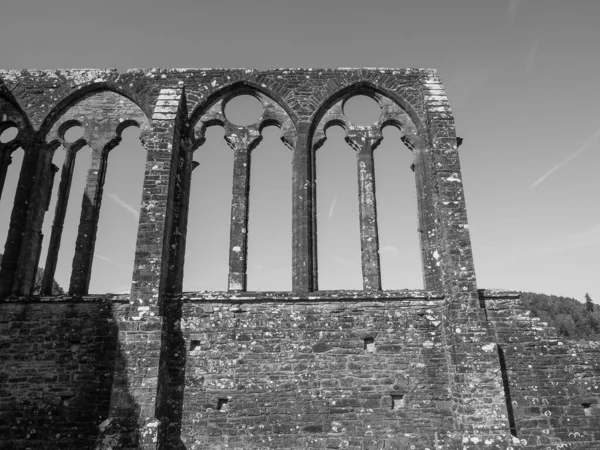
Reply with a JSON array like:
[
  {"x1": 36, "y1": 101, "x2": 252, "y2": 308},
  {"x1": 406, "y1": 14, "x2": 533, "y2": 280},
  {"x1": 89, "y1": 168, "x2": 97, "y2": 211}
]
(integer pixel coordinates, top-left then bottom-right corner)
[{"x1": 0, "y1": 68, "x2": 598, "y2": 449}]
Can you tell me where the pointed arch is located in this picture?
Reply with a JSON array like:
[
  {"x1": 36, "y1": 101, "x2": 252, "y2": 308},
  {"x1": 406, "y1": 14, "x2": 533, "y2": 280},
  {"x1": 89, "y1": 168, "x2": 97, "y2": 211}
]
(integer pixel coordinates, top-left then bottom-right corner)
[
  {"x1": 39, "y1": 81, "x2": 151, "y2": 137},
  {"x1": 0, "y1": 92, "x2": 32, "y2": 218},
  {"x1": 308, "y1": 80, "x2": 425, "y2": 145},
  {"x1": 0, "y1": 91, "x2": 33, "y2": 135},
  {"x1": 184, "y1": 80, "x2": 297, "y2": 292},
  {"x1": 189, "y1": 79, "x2": 298, "y2": 130},
  {"x1": 35, "y1": 87, "x2": 151, "y2": 295},
  {"x1": 308, "y1": 81, "x2": 428, "y2": 291}
]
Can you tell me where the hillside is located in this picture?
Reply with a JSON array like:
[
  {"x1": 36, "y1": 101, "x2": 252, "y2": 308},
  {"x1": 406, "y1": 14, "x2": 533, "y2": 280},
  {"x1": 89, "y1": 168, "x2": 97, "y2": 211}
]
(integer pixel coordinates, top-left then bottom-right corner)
[{"x1": 519, "y1": 291, "x2": 600, "y2": 341}]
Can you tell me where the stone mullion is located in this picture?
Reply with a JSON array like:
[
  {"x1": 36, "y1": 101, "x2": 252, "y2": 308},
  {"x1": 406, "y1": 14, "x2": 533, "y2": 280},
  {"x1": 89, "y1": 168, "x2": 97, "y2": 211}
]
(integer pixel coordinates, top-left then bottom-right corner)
[
  {"x1": 0, "y1": 146, "x2": 12, "y2": 201},
  {"x1": 348, "y1": 130, "x2": 383, "y2": 291},
  {"x1": 224, "y1": 127, "x2": 261, "y2": 292},
  {"x1": 41, "y1": 145, "x2": 77, "y2": 295},
  {"x1": 0, "y1": 147, "x2": 16, "y2": 295},
  {"x1": 291, "y1": 121, "x2": 313, "y2": 293},
  {"x1": 227, "y1": 146, "x2": 251, "y2": 291},
  {"x1": 358, "y1": 145, "x2": 381, "y2": 290},
  {"x1": 69, "y1": 146, "x2": 108, "y2": 295}
]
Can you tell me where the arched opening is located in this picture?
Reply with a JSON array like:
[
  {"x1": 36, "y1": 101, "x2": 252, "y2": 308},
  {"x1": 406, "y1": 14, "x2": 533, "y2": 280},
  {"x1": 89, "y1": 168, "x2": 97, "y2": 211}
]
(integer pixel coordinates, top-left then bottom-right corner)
[
  {"x1": 316, "y1": 125, "x2": 362, "y2": 290},
  {"x1": 184, "y1": 89, "x2": 294, "y2": 292},
  {"x1": 0, "y1": 125, "x2": 19, "y2": 144},
  {"x1": 62, "y1": 124, "x2": 84, "y2": 143},
  {"x1": 37, "y1": 146, "x2": 66, "y2": 294},
  {"x1": 246, "y1": 125, "x2": 292, "y2": 291},
  {"x1": 52, "y1": 145, "x2": 92, "y2": 290},
  {"x1": 184, "y1": 126, "x2": 234, "y2": 291},
  {"x1": 375, "y1": 126, "x2": 423, "y2": 289},
  {"x1": 37, "y1": 88, "x2": 150, "y2": 295},
  {"x1": 224, "y1": 95, "x2": 263, "y2": 126},
  {"x1": 343, "y1": 95, "x2": 381, "y2": 125},
  {"x1": 89, "y1": 125, "x2": 145, "y2": 294}
]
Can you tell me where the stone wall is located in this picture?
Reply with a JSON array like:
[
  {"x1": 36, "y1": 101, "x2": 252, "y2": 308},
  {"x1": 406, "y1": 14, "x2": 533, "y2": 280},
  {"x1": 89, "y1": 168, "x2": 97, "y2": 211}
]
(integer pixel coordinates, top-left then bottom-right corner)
[
  {"x1": 0, "y1": 68, "x2": 598, "y2": 449},
  {"x1": 0, "y1": 298, "x2": 127, "y2": 449},
  {"x1": 163, "y1": 293, "x2": 449, "y2": 449},
  {"x1": 483, "y1": 290, "x2": 600, "y2": 448}
]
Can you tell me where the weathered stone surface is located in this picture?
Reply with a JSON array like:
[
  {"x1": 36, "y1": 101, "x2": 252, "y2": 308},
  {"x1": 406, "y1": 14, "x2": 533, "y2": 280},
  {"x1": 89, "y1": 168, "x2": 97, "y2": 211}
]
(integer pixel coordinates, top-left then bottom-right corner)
[{"x1": 0, "y1": 68, "x2": 598, "y2": 449}]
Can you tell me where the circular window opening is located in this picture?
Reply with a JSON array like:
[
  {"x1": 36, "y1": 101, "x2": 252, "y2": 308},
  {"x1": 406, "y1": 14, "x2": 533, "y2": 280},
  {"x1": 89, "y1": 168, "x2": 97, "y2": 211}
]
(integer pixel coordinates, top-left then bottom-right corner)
[
  {"x1": 0, "y1": 125, "x2": 18, "y2": 144},
  {"x1": 120, "y1": 125, "x2": 141, "y2": 141},
  {"x1": 224, "y1": 95, "x2": 264, "y2": 126},
  {"x1": 63, "y1": 125, "x2": 85, "y2": 143},
  {"x1": 343, "y1": 95, "x2": 381, "y2": 126}
]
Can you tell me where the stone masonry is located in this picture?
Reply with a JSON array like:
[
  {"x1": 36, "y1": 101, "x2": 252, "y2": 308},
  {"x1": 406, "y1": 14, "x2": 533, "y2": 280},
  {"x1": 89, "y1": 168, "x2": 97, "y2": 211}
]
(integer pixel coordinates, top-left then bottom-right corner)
[{"x1": 0, "y1": 68, "x2": 598, "y2": 449}]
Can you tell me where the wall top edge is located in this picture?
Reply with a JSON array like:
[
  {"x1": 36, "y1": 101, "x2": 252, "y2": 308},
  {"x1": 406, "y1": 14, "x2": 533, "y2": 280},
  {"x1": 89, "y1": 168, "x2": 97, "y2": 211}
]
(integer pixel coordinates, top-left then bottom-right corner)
[
  {"x1": 0, "y1": 294, "x2": 130, "y2": 303},
  {"x1": 0, "y1": 67, "x2": 438, "y2": 76},
  {"x1": 478, "y1": 288, "x2": 521, "y2": 299},
  {"x1": 170, "y1": 290, "x2": 445, "y2": 302}
]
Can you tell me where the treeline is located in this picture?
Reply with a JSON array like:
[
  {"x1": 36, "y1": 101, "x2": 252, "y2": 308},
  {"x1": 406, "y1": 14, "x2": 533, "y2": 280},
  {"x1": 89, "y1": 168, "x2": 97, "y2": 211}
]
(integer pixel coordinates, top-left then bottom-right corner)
[{"x1": 520, "y1": 291, "x2": 600, "y2": 341}]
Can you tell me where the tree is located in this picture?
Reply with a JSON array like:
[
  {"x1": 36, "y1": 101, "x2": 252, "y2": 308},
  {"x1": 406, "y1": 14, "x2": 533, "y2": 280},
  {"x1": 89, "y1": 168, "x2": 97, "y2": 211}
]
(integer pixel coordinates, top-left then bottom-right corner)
[
  {"x1": 520, "y1": 291, "x2": 600, "y2": 341},
  {"x1": 585, "y1": 293, "x2": 594, "y2": 312},
  {"x1": 0, "y1": 253, "x2": 64, "y2": 295}
]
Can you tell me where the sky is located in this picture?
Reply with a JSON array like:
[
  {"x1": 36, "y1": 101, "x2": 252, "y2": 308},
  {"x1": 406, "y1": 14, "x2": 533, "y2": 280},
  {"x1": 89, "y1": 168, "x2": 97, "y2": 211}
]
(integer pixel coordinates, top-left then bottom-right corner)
[{"x1": 0, "y1": 0, "x2": 599, "y2": 303}]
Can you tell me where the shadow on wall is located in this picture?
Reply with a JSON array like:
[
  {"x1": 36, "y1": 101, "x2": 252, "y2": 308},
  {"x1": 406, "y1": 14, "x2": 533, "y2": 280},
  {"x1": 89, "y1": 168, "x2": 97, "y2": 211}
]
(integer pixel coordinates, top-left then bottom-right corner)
[
  {"x1": 0, "y1": 300, "x2": 140, "y2": 450},
  {"x1": 160, "y1": 299, "x2": 188, "y2": 449}
]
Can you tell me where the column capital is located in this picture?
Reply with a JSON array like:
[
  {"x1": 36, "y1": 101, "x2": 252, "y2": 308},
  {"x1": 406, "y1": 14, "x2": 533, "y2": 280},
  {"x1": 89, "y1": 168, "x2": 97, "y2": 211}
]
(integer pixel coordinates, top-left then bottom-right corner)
[
  {"x1": 224, "y1": 125, "x2": 262, "y2": 152},
  {"x1": 345, "y1": 127, "x2": 383, "y2": 153}
]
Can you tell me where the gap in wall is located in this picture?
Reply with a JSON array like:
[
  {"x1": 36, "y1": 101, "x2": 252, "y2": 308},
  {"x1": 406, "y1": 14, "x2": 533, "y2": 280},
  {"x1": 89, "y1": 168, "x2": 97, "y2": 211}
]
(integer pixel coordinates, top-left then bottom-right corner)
[
  {"x1": 224, "y1": 95, "x2": 263, "y2": 126},
  {"x1": 183, "y1": 126, "x2": 234, "y2": 291},
  {"x1": 246, "y1": 125, "x2": 292, "y2": 291},
  {"x1": 53, "y1": 145, "x2": 92, "y2": 291},
  {"x1": 89, "y1": 126, "x2": 145, "y2": 294},
  {"x1": 0, "y1": 126, "x2": 18, "y2": 143},
  {"x1": 0, "y1": 147, "x2": 24, "y2": 257},
  {"x1": 375, "y1": 126, "x2": 423, "y2": 290},
  {"x1": 316, "y1": 125, "x2": 362, "y2": 290},
  {"x1": 344, "y1": 95, "x2": 381, "y2": 126},
  {"x1": 37, "y1": 146, "x2": 66, "y2": 293}
]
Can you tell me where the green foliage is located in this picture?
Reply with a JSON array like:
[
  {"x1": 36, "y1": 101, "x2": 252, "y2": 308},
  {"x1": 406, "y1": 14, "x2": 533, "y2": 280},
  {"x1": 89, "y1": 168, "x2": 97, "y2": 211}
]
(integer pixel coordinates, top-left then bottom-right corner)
[
  {"x1": 520, "y1": 291, "x2": 600, "y2": 341},
  {"x1": 585, "y1": 293, "x2": 594, "y2": 312},
  {"x1": 0, "y1": 253, "x2": 64, "y2": 295}
]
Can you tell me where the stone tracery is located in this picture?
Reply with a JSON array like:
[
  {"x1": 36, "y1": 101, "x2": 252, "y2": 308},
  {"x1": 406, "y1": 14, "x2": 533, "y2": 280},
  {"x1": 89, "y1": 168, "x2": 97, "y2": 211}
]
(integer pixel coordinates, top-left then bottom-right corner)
[{"x1": 0, "y1": 68, "x2": 597, "y2": 450}]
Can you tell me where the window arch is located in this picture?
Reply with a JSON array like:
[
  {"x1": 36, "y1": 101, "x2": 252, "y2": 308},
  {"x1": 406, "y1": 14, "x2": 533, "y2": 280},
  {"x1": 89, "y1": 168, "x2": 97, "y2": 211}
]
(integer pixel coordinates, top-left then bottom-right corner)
[
  {"x1": 309, "y1": 86, "x2": 426, "y2": 291},
  {"x1": 39, "y1": 88, "x2": 150, "y2": 295},
  {"x1": 0, "y1": 94, "x2": 34, "y2": 296},
  {"x1": 182, "y1": 86, "x2": 297, "y2": 292}
]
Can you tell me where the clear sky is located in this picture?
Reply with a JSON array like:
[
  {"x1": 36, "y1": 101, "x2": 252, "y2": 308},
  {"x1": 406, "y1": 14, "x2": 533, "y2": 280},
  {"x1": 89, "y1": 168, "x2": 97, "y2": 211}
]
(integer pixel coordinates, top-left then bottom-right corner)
[{"x1": 0, "y1": 0, "x2": 598, "y2": 303}]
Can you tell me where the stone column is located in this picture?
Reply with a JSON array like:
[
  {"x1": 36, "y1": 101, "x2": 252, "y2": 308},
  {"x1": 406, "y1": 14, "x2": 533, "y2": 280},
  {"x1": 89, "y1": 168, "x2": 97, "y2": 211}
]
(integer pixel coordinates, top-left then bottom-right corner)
[
  {"x1": 97, "y1": 87, "x2": 185, "y2": 450},
  {"x1": 346, "y1": 127, "x2": 383, "y2": 291},
  {"x1": 0, "y1": 133, "x2": 52, "y2": 296},
  {"x1": 129, "y1": 87, "x2": 185, "y2": 306},
  {"x1": 165, "y1": 149, "x2": 196, "y2": 294},
  {"x1": 421, "y1": 72, "x2": 511, "y2": 441},
  {"x1": 291, "y1": 121, "x2": 314, "y2": 293},
  {"x1": 41, "y1": 144, "x2": 77, "y2": 294},
  {"x1": 69, "y1": 142, "x2": 111, "y2": 295},
  {"x1": 224, "y1": 126, "x2": 261, "y2": 292}
]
